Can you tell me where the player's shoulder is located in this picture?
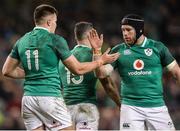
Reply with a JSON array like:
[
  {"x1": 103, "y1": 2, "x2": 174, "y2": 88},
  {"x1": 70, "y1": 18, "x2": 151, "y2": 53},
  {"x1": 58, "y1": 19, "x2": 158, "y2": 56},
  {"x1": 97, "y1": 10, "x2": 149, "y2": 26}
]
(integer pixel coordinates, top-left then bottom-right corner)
[
  {"x1": 146, "y1": 38, "x2": 166, "y2": 49},
  {"x1": 49, "y1": 34, "x2": 67, "y2": 45},
  {"x1": 14, "y1": 31, "x2": 32, "y2": 46},
  {"x1": 111, "y1": 42, "x2": 126, "y2": 52},
  {"x1": 50, "y1": 33, "x2": 66, "y2": 41}
]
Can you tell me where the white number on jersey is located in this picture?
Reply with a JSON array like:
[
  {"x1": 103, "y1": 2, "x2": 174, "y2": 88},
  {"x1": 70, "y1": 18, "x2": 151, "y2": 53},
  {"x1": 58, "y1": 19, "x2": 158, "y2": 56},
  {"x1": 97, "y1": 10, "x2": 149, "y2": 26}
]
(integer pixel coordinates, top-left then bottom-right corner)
[
  {"x1": 25, "y1": 49, "x2": 39, "y2": 70},
  {"x1": 65, "y1": 67, "x2": 84, "y2": 84}
]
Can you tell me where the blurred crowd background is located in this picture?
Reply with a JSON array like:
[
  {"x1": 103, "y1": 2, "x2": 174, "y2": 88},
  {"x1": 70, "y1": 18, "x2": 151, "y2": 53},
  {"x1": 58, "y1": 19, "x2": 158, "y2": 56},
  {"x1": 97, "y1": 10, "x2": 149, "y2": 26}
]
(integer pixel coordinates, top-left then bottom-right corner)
[{"x1": 0, "y1": 0, "x2": 180, "y2": 130}]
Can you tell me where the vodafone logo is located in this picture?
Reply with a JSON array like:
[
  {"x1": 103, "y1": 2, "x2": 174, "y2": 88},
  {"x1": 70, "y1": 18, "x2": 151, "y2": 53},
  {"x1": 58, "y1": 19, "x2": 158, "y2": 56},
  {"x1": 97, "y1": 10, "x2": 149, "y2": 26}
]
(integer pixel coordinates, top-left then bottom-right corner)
[
  {"x1": 129, "y1": 59, "x2": 151, "y2": 76},
  {"x1": 133, "y1": 59, "x2": 144, "y2": 70}
]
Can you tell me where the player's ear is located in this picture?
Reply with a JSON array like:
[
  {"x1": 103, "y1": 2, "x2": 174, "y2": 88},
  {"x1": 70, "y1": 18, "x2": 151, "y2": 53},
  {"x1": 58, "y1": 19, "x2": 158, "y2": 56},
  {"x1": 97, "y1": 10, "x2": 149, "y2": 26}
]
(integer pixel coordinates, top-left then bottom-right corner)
[{"x1": 47, "y1": 19, "x2": 51, "y2": 26}]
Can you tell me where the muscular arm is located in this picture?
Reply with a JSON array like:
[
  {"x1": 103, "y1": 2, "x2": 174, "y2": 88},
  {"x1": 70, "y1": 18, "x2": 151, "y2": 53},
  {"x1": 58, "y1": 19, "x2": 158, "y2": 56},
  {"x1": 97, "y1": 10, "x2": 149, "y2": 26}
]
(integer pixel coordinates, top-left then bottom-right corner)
[
  {"x1": 63, "y1": 48, "x2": 119, "y2": 75},
  {"x1": 87, "y1": 29, "x2": 116, "y2": 78},
  {"x1": 2, "y1": 56, "x2": 25, "y2": 79},
  {"x1": 93, "y1": 53, "x2": 114, "y2": 78},
  {"x1": 63, "y1": 55, "x2": 102, "y2": 75},
  {"x1": 168, "y1": 61, "x2": 180, "y2": 86},
  {"x1": 100, "y1": 76, "x2": 121, "y2": 107}
]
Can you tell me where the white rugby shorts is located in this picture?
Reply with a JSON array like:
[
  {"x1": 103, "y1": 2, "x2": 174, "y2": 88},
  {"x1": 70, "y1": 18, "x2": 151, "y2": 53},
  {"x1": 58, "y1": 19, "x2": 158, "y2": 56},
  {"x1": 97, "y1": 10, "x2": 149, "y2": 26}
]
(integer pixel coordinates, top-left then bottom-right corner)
[
  {"x1": 68, "y1": 103, "x2": 99, "y2": 130},
  {"x1": 21, "y1": 96, "x2": 72, "y2": 130},
  {"x1": 120, "y1": 104, "x2": 175, "y2": 130}
]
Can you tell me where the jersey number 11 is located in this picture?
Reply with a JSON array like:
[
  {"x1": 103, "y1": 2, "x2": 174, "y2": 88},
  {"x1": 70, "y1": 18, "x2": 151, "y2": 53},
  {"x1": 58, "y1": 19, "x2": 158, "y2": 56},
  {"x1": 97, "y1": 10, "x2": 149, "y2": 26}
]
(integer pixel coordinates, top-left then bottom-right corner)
[{"x1": 25, "y1": 49, "x2": 39, "y2": 71}]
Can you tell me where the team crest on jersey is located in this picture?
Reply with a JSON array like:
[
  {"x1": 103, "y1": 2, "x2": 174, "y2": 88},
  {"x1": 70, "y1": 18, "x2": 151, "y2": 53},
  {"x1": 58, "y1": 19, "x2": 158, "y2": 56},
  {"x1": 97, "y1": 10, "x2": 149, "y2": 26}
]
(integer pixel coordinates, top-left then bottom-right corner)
[
  {"x1": 133, "y1": 59, "x2": 144, "y2": 70},
  {"x1": 124, "y1": 49, "x2": 131, "y2": 55},
  {"x1": 144, "y1": 48, "x2": 153, "y2": 56}
]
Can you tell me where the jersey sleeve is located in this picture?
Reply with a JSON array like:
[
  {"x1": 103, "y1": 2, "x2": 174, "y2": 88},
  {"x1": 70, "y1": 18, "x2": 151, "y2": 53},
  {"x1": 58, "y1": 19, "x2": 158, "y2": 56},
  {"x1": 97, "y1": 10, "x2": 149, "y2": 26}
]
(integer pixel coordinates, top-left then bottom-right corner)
[
  {"x1": 52, "y1": 34, "x2": 72, "y2": 61},
  {"x1": 158, "y1": 42, "x2": 175, "y2": 68},
  {"x1": 9, "y1": 40, "x2": 20, "y2": 60}
]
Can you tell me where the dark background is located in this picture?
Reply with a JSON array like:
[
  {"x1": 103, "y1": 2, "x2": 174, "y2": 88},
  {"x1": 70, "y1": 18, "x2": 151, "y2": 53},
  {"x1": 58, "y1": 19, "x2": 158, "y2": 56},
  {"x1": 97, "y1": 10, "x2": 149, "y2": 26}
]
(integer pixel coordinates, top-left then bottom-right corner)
[{"x1": 0, "y1": 0, "x2": 180, "y2": 129}]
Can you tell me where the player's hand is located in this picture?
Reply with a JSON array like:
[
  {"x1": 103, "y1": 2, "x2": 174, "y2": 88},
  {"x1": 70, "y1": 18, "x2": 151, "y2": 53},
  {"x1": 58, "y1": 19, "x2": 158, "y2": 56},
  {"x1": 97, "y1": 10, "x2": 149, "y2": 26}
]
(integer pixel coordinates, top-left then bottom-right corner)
[
  {"x1": 98, "y1": 48, "x2": 120, "y2": 65},
  {"x1": 88, "y1": 29, "x2": 103, "y2": 50}
]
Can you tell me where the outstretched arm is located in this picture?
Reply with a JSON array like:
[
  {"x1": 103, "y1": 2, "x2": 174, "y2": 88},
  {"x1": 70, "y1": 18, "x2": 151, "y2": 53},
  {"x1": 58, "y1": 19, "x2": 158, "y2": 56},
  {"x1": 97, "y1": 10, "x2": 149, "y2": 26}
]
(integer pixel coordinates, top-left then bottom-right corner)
[
  {"x1": 88, "y1": 29, "x2": 116, "y2": 78},
  {"x1": 63, "y1": 48, "x2": 119, "y2": 75},
  {"x1": 2, "y1": 56, "x2": 25, "y2": 79},
  {"x1": 100, "y1": 76, "x2": 121, "y2": 107},
  {"x1": 88, "y1": 29, "x2": 121, "y2": 106},
  {"x1": 63, "y1": 29, "x2": 119, "y2": 75},
  {"x1": 93, "y1": 55, "x2": 114, "y2": 78}
]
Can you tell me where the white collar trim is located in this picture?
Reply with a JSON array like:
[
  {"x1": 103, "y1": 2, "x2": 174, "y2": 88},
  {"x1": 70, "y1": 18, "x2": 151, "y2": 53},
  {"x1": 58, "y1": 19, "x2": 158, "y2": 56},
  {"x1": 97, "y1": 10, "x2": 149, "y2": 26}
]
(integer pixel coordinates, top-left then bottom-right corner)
[
  {"x1": 34, "y1": 26, "x2": 49, "y2": 32},
  {"x1": 74, "y1": 44, "x2": 91, "y2": 49},
  {"x1": 141, "y1": 37, "x2": 147, "y2": 47}
]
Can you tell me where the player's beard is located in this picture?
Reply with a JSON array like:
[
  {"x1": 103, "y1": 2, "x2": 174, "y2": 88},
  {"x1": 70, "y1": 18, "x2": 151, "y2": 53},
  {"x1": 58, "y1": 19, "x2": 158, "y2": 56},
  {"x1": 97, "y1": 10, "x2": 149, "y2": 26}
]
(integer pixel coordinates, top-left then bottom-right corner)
[{"x1": 124, "y1": 36, "x2": 136, "y2": 47}]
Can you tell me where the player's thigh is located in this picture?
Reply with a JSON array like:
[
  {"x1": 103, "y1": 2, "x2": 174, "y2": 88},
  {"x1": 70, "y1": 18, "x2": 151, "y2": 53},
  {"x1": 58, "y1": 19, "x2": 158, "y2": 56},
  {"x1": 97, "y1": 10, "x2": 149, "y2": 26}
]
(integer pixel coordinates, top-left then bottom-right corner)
[
  {"x1": 37, "y1": 97, "x2": 73, "y2": 130},
  {"x1": 120, "y1": 104, "x2": 146, "y2": 130},
  {"x1": 74, "y1": 103, "x2": 99, "y2": 130},
  {"x1": 146, "y1": 106, "x2": 175, "y2": 130},
  {"x1": 21, "y1": 96, "x2": 43, "y2": 130}
]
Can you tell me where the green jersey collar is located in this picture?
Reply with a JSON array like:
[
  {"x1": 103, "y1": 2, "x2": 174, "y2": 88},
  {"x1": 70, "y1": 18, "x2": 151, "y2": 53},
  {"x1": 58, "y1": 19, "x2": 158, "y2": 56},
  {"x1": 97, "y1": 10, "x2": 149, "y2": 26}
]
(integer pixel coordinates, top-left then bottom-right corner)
[
  {"x1": 125, "y1": 37, "x2": 147, "y2": 48},
  {"x1": 34, "y1": 26, "x2": 49, "y2": 32}
]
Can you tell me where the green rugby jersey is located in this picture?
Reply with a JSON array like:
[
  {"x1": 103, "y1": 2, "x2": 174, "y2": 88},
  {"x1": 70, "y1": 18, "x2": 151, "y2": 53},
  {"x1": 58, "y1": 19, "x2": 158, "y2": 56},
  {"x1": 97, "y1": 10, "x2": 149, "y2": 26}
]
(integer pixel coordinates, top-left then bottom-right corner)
[
  {"x1": 111, "y1": 37, "x2": 175, "y2": 107},
  {"x1": 10, "y1": 27, "x2": 71, "y2": 97},
  {"x1": 59, "y1": 45, "x2": 97, "y2": 105}
]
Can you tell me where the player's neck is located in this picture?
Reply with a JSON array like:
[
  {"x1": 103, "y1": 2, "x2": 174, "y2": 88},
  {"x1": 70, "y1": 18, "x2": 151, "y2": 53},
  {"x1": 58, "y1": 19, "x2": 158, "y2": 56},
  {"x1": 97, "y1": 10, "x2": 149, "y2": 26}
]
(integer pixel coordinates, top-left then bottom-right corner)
[
  {"x1": 77, "y1": 39, "x2": 91, "y2": 48},
  {"x1": 35, "y1": 24, "x2": 50, "y2": 32},
  {"x1": 135, "y1": 35, "x2": 145, "y2": 45}
]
